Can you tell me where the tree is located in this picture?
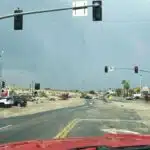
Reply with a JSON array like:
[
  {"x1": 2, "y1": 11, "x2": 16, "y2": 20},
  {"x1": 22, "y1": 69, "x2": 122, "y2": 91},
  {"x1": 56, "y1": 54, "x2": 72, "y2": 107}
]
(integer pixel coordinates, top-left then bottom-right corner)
[
  {"x1": 121, "y1": 80, "x2": 130, "y2": 97},
  {"x1": 89, "y1": 90, "x2": 96, "y2": 94},
  {"x1": 121, "y1": 80, "x2": 126, "y2": 96},
  {"x1": 115, "y1": 88, "x2": 122, "y2": 96},
  {"x1": 128, "y1": 89, "x2": 134, "y2": 96},
  {"x1": 124, "y1": 81, "x2": 130, "y2": 96},
  {"x1": 134, "y1": 87, "x2": 140, "y2": 93}
]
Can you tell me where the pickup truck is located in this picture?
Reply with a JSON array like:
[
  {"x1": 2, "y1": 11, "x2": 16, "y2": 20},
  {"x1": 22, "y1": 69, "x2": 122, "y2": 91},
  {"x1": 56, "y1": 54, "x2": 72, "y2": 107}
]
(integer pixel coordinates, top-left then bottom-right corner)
[{"x1": 133, "y1": 93, "x2": 142, "y2": 99}]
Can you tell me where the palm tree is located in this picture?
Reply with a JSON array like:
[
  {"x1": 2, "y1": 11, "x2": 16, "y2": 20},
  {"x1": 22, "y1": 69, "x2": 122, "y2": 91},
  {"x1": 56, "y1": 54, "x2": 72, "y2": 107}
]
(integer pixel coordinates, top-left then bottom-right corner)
[
  {"x1": 121, "y1": 80, "x2": 130, "y2": 97},
  {"x1": 124, "y1": 81, "x2": 130, "y2": 96},
  {"x1": 121, "y1": 80, "x2": 126, "y2": 97}
]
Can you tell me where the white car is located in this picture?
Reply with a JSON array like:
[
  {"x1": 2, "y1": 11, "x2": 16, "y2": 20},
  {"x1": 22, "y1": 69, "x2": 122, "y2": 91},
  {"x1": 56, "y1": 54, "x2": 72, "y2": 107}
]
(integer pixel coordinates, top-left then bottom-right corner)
[{"x1": 0, "y1": 96, "x2": 14, "y2": 107}]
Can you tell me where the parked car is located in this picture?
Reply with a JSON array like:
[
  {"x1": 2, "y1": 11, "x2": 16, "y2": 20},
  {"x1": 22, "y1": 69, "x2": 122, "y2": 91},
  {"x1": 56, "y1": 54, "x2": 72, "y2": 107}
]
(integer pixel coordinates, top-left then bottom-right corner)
[
  {"x1": 13, "y1": 96, "x2": 27, "y2": 107},
  {"x1": 0, "y1": 96, "x2": 14, "y2": 108}
]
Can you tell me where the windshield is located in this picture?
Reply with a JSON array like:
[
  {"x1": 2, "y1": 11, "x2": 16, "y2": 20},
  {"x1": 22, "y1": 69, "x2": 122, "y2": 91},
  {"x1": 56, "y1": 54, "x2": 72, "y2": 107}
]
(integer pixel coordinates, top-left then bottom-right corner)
[{"x1": 0, "y1": 0, "x2": 150, "y2": 147}]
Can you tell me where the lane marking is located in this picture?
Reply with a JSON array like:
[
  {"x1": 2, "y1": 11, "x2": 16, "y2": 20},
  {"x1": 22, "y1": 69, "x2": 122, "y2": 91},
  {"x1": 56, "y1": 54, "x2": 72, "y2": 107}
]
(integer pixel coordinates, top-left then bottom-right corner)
[
  {"x1": 54, "y1": 118, "x2": 80, "y2": 139},
  {"x1": 0, "y1": 125, "x2": 12, "y2": 130},
  {"x1": 79, "y1": 119, "x2": 146, "y2": 123},
  {"x1": 101, "y1": 128, "x2": 140, "y2": 134}
]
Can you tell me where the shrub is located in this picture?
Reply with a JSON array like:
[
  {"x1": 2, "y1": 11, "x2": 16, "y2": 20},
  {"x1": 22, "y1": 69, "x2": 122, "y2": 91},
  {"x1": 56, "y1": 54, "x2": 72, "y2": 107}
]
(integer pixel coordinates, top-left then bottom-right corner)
[
  {"x1": 89, "y1": 90, "x2": 96, "y2": 94},
  {"x1": 80, "y1": 92, "x2": 87, "y2": 98},
  {"x1": 40, "y1": 91, "x2": 48, "y2": 97},
  {"x1": 60, "y1": 93, "x2": 69, "y2": 100}
]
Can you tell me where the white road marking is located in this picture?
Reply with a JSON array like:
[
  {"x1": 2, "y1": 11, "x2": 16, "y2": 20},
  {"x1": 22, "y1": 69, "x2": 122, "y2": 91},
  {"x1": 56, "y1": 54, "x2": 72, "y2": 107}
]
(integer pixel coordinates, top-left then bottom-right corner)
[
  {"x1": 101, "y1": 128, "x2": 140, "y2": 134},
  {"x1": 79, "y1": 118, "x2": 146, "y2": 123},
  {"x1": 0, "y1": 125, "x2": 12, "y2": 130}
]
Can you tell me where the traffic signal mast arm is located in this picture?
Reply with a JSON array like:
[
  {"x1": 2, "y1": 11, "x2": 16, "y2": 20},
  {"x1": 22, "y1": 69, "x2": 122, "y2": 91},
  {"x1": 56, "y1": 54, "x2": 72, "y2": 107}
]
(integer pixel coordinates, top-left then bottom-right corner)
[
  {"x1": 116, "y1": 67, "x2": 150, "y2": 73},
  {"x1": 115, "y1": 67, "x2": 133, "y2": 71},
  {"x1": 104, "y1": 66, "x2": 150, "y2": 74},
  {"x1": 0, "y1": 4, "x2": 98, "y2": 20},
  {"x1": 139, "y1": 69, "x2": 150, "y2": 73}
]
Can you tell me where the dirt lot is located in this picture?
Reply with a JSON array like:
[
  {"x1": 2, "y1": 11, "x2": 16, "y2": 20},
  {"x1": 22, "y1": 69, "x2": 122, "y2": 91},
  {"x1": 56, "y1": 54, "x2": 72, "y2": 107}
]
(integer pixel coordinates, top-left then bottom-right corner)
[
  {"x1": 0, "y1": 98, "x2": 85, "y2": 118},
  {"x1": 111, "y1": 100, "x2": 150, "y2": 126}
]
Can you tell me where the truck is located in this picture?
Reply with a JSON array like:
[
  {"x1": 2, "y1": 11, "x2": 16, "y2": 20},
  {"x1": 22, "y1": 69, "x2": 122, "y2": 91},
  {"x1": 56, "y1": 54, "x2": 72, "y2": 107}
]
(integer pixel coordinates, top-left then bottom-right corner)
[{"x1": 133, "y1": 93, "x2": 142, "y2": 99}]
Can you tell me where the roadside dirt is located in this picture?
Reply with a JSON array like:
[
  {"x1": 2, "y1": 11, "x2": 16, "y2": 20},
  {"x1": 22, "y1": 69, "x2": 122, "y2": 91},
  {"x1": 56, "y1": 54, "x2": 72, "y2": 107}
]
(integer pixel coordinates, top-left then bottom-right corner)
[
  {"x1": 0, "y1": 98, "x2": 85, "y2": 118},
  {"x1": 111, "y1": 100, "x2": 150, "y2": 126}
]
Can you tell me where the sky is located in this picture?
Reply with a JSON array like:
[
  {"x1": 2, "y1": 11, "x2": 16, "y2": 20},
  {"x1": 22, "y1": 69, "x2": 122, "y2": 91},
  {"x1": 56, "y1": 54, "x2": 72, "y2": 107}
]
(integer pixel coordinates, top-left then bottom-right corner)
[{"x1": 0, "y1": 0, "x2": 150, "y2": 90}]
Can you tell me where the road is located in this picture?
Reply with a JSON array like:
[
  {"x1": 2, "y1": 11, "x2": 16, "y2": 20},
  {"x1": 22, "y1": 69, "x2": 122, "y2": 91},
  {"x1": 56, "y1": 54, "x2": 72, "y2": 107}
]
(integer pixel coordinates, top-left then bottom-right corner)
[{"x1": 0, "y1": 98, "x2": 149, "y2": 144}]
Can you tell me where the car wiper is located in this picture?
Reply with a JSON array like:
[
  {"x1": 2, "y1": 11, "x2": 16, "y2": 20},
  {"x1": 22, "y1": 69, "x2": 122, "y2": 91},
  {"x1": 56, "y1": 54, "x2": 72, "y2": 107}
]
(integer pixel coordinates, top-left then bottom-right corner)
[{"x1": 115, "y1": 145, "x2": 150, "y2": 150}]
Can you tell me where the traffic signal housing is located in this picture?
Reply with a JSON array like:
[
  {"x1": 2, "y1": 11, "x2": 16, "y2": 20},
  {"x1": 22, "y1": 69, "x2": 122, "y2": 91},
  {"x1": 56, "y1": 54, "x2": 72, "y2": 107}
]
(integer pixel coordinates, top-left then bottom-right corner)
[
  {"x1": 92, "y1": 0, "x2": 102, "y2": 21},
  {"x1": 134, "y1": 66, "x2": 138, "y2": 73},
  {"x1": 104, "y1": 66, "x2": 108, "y2": 73},
  {"x1": 14, "y1": 8, "x2": 23, "y2": 30},
  {"x1": 35, "y1": 83, "x2": 40, "y2": 90},
  {"x1": 1, "y1": 81, "x2": 5, "y2": 88}
]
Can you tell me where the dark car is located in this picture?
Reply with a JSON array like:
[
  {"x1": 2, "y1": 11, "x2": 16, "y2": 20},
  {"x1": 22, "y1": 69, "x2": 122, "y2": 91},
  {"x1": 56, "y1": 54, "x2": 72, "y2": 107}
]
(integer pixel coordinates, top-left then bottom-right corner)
[
  {"x1": 145, "y1": 94, "x2": 150, "y2": 102},
  {"x1": 13, "y1": 96, "x2": 27, "y2": 107}
]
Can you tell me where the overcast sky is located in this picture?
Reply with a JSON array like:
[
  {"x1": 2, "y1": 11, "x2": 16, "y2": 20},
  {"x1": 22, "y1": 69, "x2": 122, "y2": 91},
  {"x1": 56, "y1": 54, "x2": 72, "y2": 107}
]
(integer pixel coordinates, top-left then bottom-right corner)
[{"x1": 0, "y1": 0, "x2": 150, "y2": 90}]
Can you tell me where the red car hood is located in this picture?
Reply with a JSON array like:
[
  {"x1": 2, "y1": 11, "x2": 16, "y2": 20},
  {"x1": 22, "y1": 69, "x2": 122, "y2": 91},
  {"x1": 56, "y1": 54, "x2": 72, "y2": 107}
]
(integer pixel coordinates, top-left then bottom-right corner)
[{"x1": 1, "y1": 134, "x2": 150, "y2": 150}]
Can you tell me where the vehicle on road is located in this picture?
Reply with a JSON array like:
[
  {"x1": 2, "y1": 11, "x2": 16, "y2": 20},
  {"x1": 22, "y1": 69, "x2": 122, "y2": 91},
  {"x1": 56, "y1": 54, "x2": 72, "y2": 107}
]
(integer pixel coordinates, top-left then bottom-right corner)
[
  {"x1": 0, "y1": 96, "x2": 14, "y2": 107},
  {"x1": 13, "y1": 96, "x2": 27, "y2": 107},
  {"x1": 144, "y1": 93, "x2": 150, "y2": 102},
  {"x1": 133, "y1": 93, "x2": 142, "y2": 99}
]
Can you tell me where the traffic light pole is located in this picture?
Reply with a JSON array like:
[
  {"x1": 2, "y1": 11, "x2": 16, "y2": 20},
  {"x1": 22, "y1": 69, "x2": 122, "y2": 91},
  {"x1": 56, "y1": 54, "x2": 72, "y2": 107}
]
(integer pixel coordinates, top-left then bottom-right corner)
[
  {"x1": 105, "y1": 66, "x2": 150, "y2": 74},
  {"x1": 0, "y1": 4, "x2": 97, "y2": 20}
]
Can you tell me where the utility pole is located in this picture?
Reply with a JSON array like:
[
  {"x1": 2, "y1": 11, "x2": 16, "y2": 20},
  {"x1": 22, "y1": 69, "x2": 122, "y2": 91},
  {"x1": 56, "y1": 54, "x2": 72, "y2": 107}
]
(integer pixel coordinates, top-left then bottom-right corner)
[
  {"x1": 0, "y1": 50, "x2": 4, "y2": 96},
  {"x1": 31, "y1": 80, "x2": 34, "y2": 96},
  {"x1": 140, "y1": 74, "x2": 142, "y2": 94}
]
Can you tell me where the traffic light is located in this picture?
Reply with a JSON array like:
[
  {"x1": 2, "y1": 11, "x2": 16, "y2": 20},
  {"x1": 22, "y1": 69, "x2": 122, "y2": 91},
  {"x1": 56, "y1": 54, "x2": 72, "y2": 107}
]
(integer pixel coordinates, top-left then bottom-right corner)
[
  {"x1": 2, "y1": 81, "x2": 5, "y2": 88},
  {"x1": 104, "y1": 66, "x2": 108, "y2": 73},
  {"x1": 92, "y1": 0, "x2": 102, "y2": 21},
  {"x1": 14, "y1": 8, "x2": 23, "y2": 30},
  {"x1": 134, "y1": 66, "x2": 138, "y2": 73},
  {"x1": 35, "y1": 83, "x2": 40, "y2": 90}
]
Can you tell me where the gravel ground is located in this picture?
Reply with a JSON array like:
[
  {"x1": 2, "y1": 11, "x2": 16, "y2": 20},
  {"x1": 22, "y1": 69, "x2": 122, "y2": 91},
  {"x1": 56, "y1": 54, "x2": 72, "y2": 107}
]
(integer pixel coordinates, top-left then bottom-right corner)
[{"x1": 111, "y1": 100, "x2": 150, "y2": 126}]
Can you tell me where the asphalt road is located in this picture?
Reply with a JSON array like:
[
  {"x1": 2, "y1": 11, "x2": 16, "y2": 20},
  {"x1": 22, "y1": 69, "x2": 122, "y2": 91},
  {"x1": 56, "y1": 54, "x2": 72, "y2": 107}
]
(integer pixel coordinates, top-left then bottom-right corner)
[{"x1": 0, "y1": 98, "x2": 149, "y2": 144}]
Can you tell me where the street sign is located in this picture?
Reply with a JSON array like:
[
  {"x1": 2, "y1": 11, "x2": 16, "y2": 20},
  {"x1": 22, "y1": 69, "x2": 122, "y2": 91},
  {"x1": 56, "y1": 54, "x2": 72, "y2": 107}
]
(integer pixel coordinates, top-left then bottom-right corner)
[
  {"x1": 72, "y1": 0, "x2": 88, "y2": 16},
  {"x1": 108, "y1": 66, "x2": 115, "y2": 72}
]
